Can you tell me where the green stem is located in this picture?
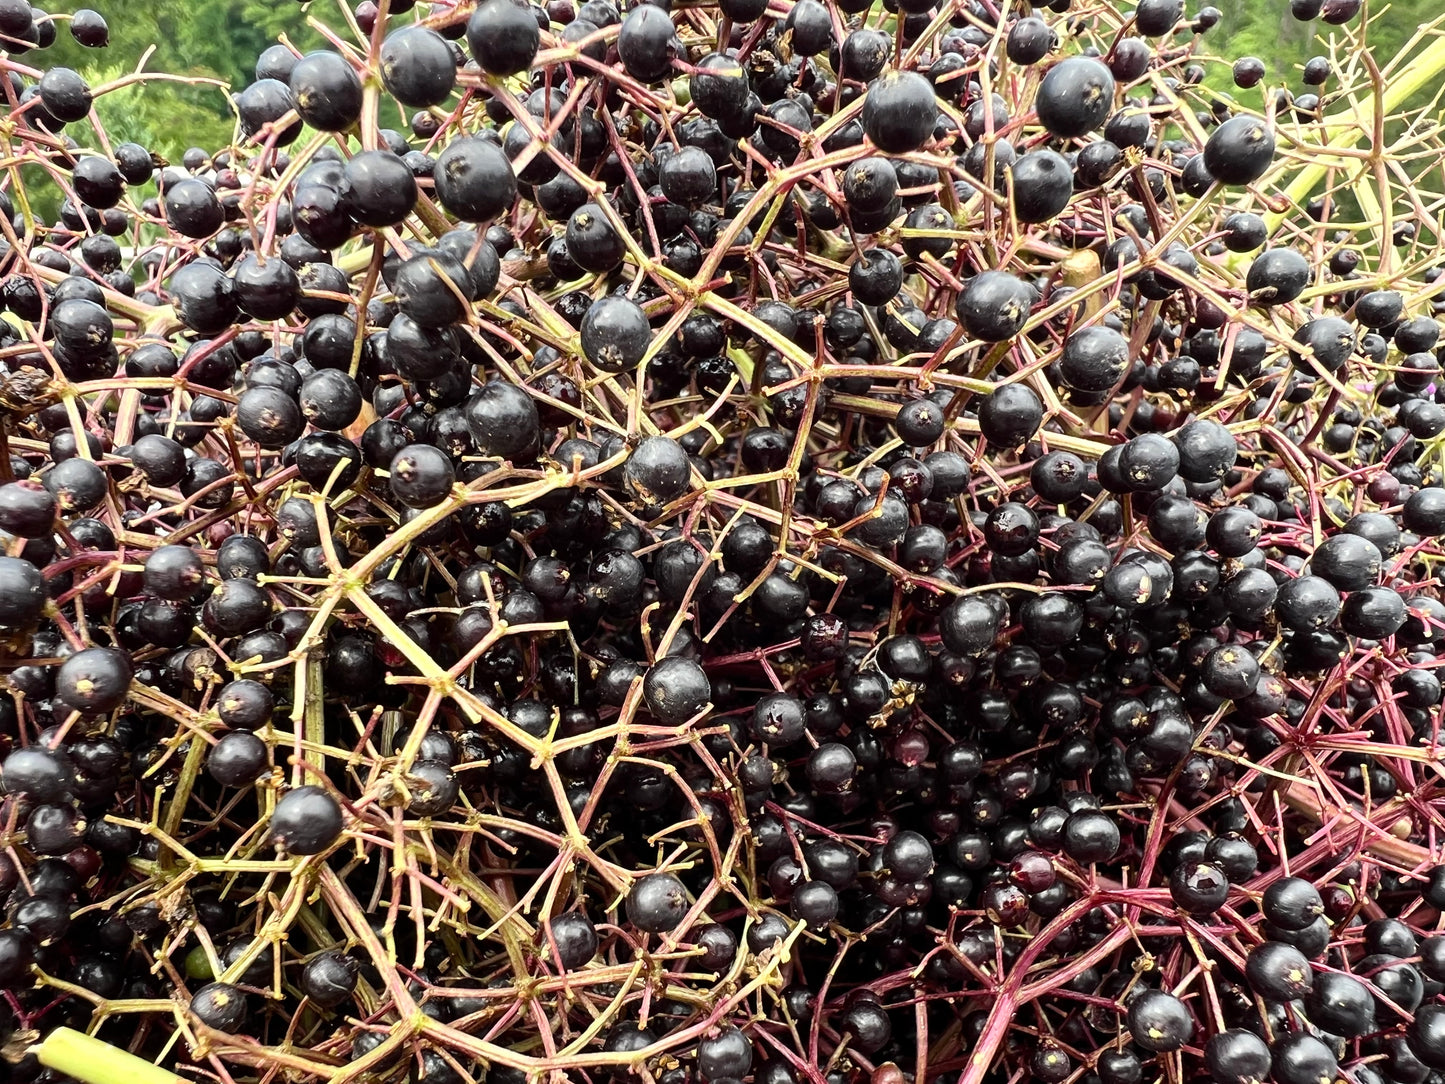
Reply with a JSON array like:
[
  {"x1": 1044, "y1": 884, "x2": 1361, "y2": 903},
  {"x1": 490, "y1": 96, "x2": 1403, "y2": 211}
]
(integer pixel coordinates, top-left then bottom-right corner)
[
  {"x1": 36, "y1": 1029, "x2": 184, "y2": 1084},
  {"x1": 1267, "y1": 31, "x2": 1445, "y2": 234},
  {"x1": 302, "y1": 652, "x2": 326, "y2": 787}
]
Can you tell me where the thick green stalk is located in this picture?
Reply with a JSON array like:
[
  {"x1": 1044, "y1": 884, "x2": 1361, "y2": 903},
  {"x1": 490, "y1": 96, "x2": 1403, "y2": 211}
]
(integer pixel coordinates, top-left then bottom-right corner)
[
  {"x1": 1267, "y1": 32, "x2": 1445, "y2": 234},
  {"x1": 36, "y1": 1029, "x2": 184, "y2": 1084}
]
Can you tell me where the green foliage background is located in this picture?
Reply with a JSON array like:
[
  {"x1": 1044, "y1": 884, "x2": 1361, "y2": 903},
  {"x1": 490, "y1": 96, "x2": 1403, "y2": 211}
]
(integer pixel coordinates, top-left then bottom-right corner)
[
  {"x1": 1201, "y1": 0, "x2": 1439, "y2": 87},
  {"x1": 36, "y1": 0, "x2": 321, "y2": 160},
  {"x1": 23, "y1": 0, "x2": 1445, "y2": 162}
]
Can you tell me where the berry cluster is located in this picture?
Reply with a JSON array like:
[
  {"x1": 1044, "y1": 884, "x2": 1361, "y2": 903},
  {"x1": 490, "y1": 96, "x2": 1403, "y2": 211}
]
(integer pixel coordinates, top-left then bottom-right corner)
[{"x1": 1, "y1": 0, "x2": 1445, "y2": 1083}]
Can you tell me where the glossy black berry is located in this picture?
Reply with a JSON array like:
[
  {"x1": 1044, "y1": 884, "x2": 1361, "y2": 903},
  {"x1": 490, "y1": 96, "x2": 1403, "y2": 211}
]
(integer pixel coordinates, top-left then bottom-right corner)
[
  {"x1": 55, "y1": 647, "x2": 133, "y2": 715},
  {"x1": 341, "y1": 150, "x2": 417, "y2": 227},
  {"x1": 1060, "y1": 326, "x2": 1129, "y2": 392},
  {"x1": 1126, "y1": 989, "x2": 1192, "y2": 1052},
  {"x1": 625, "y1": 436, "x2": 692, "y2": 504},
  {"x1": 270, "y1": 785, "x2": 344, "y2": 855},
  {"x1": 1135, "y1": 0, "x2": 1185, "y2": 34},
  {"x1": 1340, "y1": 586, "x2": 1407, "y2": 639},
  {"x1": 1246, "y1": 247, "x2": 1311, "y2": 305},
  {"x1": 465, "y1": 381, "x2": 541, "y2": 460},
  {"x1": 191, "y1": 982, "x2": 248, "y2": 1032},
  {"x1": 1310, "y1": 533, "x2": 1381, "y2": 592},
  {"x1": 957, "y1": 271, "x2": 1034, "y2": 342},
  {"x1": 1007, "y1": 17, "x2": 1054, "y2": 64},
  {"x1": 143, "y1": 545, "x2": 207, "y2": 602},
  {"x1": 1174, "y1": 419, "x2": 1238, "y2": 482},
  {"x1": 581, "y1": 295, "x2": 652, "y2": 373},
  {"x1": 1262, "y1": 876, "x2": 1324, "y2": 930},
  {"x1": 1204, "y1": 1030, "x2": 1271, "y2": 1084},
  {"x1": 1010, "y1": 150, "x2": 1074, "y2": 222},
  {"x1": 0, "y1": 929, "x2": 35, "y2": 986},
  {"x1": 389, "y1": 444, "x2": 456, "y2": 509},
  {"x1": 434, "y1": 137, "x2": 518, "y2": 223},
  {"x1": 850, "y1": 249, "x2": 904, "y2": 306},
  {"x1": 1366, "y1": 918, "x2": 1419, "y2": 959},
  {"x1": 698, "y1": 1025, "x2": 753, "y2": 1081},
  {"x1": 380, "y1": 25, "x2": 457, "y2": 107},
  {"x1": 38, "y1": 67, "x2": 93, "y2": 123},
  {"x1": 232, "y1": 254, "x2": 300, "y2": 320},
  {"x1": 617, "y1": 3, "x2": 677, "y2": 82},
  {"x1": 1170, "y1": 860, "x2": 1229, "y2": 914},
  {"x1": 862, "y1": 71, "x2": 938, "y2": 154},
  {"x1": 70, "y1": 8, "x2": 108, "y2": 47},
  {"x1": 1270, "y1": 1033, "x2": 1338, "y2": 1084},
  {"x1": 207, "y1": 732, "x2": 269, "y2": 787},
  {"x1": 643, "y1": 656, "x2": 710, "y2": 724},
  {"x1": 625, "y1": 872, "x2": 690, "y2": 933},
  {"x1": 289, "y1": 51, "x2": 364, "y2": 131},
  {"x1": 1203, "y1": 116, "x2": 1276, "y2": 185},
  {"x1": 1245, "y1": 940, "x2": 1313, "y2": 1001},
  {"x1": 975, "y1": 384, "x2": 1041, "y2": 448},
  {"x1": 214, "y1": 680, "x2": 273, "y2": 731},
  {"x1": 2, "y1": 747, "x2": 74, "y2": 803},
  {"x1": 163, "y1": 178, "x2": 224, "y2": 239},
  {"x1": 1063, "y1": 809, "x2": 1120, "y2": 862},
  {"x1": 300, "y1": 951, "x2": 359, "y2": 1009},
  {"x1": 544, "y1": 913, "x2": 599, "y2": 970},
  {"x1": 237, "y1": 386, "x2": 305, "y2": 449},
  {"x1": 1035, "y1": 57, "x2": 1115, "y2": 138},
  {"x1": 690, "y1": 53, "x2": 749, "y2": 118}
]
